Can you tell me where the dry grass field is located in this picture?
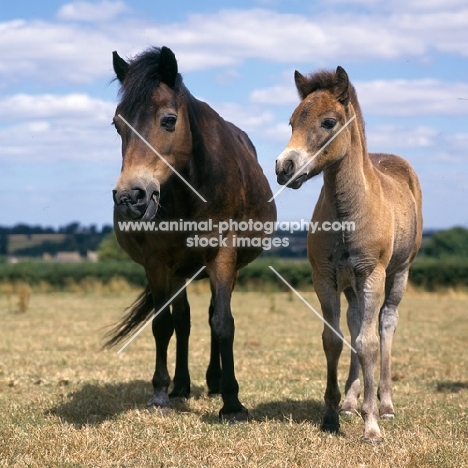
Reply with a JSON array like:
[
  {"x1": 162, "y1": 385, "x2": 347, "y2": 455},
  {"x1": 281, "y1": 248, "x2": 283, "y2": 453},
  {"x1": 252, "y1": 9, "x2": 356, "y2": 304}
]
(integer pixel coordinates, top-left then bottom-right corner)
[{"x1": 0, "y1": 286, "x2": 467, "y2": 467}]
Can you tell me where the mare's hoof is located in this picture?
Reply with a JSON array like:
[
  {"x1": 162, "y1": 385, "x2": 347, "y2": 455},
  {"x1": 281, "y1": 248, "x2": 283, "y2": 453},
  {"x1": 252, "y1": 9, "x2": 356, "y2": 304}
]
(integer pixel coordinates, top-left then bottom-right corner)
[
  {"x1": 322, "y1": 412, "x2": 340, "y2": 433},
  {"x1": 219, "y1": 407, "x2": 249, "y2": 424},
  {"x1": 146, "y1": 392, "x2": 172, "y2": 409},
  {"x1": 321, "y1": 422, "x2": 340, "y2": 433},
  {"x1": 147, "y1": 406, "x2": 172, "y2": 416},
  {"x1": 380, "y1": 413, "x2": 395, "y2": 420},
  {"x1": 169, "y1": 389, "x2": 190, "y2": 399}
]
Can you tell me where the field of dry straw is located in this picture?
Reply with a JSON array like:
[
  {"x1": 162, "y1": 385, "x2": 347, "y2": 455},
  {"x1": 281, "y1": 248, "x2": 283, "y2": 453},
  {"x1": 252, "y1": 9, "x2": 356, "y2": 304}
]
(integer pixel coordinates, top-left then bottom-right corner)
[{"x1": 0, "y1": 285, "x2": 467, "y2": 467}]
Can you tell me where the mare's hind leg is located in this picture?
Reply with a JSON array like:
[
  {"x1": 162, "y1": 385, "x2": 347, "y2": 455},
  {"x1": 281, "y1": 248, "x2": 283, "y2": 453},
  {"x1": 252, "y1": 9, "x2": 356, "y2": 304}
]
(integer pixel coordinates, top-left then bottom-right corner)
[
  {"x1": 146, "y1": 271, "x2": 174, "y2": 409},
  {"x1": 314, "y1": 277, "x2": 343, "y2": 433},
  {"x1": 206, "y1": 296, "x2": 222, "y2": 395},
  {"x1": 378, "y1": 267, "x2": 408, "y2": 419},
  {"x1": 340, "y1": 287, "x2": 361, "y2": 416},
  {"x1": 169, "y1": 279, "x2": 191, "y2": 399}
]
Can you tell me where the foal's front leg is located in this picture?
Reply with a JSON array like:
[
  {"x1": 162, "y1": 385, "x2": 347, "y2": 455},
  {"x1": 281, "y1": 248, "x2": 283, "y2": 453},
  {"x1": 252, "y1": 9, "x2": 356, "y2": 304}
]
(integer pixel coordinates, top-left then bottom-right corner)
[
  {"x1": 341, "y1": 287, "x2": 361, "y2": 416},
  {"x1": 314, "y1": 278, "x2": 343, "y2": 433}
]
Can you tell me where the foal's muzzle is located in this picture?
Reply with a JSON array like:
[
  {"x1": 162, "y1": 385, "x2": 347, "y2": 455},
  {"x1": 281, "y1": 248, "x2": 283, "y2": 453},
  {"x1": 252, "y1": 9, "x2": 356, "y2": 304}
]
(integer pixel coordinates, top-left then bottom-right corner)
[
  {"x1": 113, "y1": 181, "x2": 160, "y2": 221},
  {"x1": 275, "y1": 151, "x2": 307, "y2": 189}
]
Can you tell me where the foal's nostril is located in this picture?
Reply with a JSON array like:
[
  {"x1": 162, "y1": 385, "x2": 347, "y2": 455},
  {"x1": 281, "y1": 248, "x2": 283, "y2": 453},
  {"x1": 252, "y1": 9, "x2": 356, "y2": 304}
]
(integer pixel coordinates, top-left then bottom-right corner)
[{"x1": 285, "y1": 159, "x2": 294, "y2": 176}]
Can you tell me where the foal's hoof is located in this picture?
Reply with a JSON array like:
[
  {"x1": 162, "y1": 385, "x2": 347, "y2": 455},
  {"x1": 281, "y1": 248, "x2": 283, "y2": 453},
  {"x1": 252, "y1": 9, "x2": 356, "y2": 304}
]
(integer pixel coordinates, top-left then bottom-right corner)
[
  {"x1": 380, "y1": 413, "x2": 395, "y2": 420},
  {"x1": 219, "y1": 407, "x2": 249, "y2": 424},
  {"x1": 363, "y1": 436, "x2": 384, "y2": 445},
  {"x1": 339, "y1": 409, "x2": 355, "y2": 418}
]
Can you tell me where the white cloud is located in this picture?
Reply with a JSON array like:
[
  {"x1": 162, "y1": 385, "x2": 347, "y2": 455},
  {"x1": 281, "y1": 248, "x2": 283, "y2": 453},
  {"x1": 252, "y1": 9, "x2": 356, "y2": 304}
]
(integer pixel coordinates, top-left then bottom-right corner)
[
  {"x1": 0, "y1": 93, "x2": 117, "y2": 162},
  {"x1": 57, "y1": 1, "x2": 129, "y2": 22},
  {"x1": 0, "y1": 93, "x2": 114, "y2": 122},
  {"x1": 0, "y1": 5, "x2": 467, "y2": 88},
  {"x1": 356, "y1": 80, "x2": 468, "y2": 116},
  {"x1": 250, "y1": 79, "x2": 468, "y2": 116}
]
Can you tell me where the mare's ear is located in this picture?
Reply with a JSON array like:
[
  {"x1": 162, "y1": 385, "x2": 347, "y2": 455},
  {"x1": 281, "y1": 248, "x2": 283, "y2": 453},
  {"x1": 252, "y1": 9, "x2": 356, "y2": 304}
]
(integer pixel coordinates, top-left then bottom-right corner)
[
  {"x1": 113, "y1": 51, "x2": 129, "y2": 83},
  {"x1": 294, "y1": 70, "x2": 310, "y2": 100},
  {"x1": 158, "y1": 46, "x2": 178, "y2": 89},
  {"x1": 335, "y1": 66, "x2": 350, "y2": 106}
]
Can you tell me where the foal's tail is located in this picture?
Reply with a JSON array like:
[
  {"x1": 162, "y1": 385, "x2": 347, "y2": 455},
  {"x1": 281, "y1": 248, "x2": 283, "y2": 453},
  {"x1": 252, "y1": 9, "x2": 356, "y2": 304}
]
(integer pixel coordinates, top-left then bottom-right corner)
[{"x1": 103, "y1": 283, "x2": 154, "y2": 348}]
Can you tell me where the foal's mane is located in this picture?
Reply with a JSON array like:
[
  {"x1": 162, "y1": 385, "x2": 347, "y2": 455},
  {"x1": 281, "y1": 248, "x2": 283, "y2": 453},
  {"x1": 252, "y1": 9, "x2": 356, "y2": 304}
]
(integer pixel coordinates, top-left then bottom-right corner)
[
  {"x1": 117, "y1": 47, "x2": 183, "y2": 119},
  {"x1": 299, "y1": 69, "x2": 366, "y2": 137}
]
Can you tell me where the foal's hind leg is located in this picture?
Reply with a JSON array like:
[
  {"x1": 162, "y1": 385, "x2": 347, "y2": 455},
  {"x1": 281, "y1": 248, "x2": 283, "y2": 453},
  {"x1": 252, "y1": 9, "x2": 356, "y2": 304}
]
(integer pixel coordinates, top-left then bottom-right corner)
[
  {"x1": 378, "y1": 268, "x2": 408, "y2": 419},
  {"x1": 340, "y1": 287, "x2": 361, "y2": 416},
  {"x1": 169, "y1": 280, "x2": 191, "y2": 399}
]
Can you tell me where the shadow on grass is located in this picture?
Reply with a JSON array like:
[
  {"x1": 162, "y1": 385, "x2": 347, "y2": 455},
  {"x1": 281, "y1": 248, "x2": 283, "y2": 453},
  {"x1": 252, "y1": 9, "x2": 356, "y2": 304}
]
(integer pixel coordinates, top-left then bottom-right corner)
[
  {"x1": 47, "y1": 380, "x2": 205, "y2": 428},
  {"x1": 198, "y1": 397, "x2": 325, "y2": 426},
  {"x1": 252, "y1": 398, "x2": 324, "y2": 426},
  {"x1": 436, "y1": 380, "x2": 468, "y2": 393}
]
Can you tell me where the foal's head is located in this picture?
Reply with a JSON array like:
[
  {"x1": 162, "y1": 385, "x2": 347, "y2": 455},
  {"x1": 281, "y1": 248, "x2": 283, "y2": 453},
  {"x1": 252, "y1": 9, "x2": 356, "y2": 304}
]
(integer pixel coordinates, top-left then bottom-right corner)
[
  {"x1": 276, "y1": 66, "x2": 363, "y2": 189},
  {"x1": 112, "y1": 47, "x2": 192, "y2": 221}
]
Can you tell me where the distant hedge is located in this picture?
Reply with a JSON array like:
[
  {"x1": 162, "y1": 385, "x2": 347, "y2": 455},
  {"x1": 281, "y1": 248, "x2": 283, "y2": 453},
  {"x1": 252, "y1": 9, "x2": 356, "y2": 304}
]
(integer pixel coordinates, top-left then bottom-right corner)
[
  {"x1": 0, "y1": 261, "x2": 146, "y2": 289},
  {"x1": 0, "y1": 257, "x2": 467, "y2": 292}
]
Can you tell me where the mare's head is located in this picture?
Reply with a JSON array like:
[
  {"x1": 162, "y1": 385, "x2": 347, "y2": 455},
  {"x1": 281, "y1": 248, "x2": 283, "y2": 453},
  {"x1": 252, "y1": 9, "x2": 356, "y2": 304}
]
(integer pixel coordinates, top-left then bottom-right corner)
[
  {"x1": 112, "y1": 46, "x2": 192, "y2": 220},
  {"x1": 275, "y1": 66, "x2": 363, "y2": 189}
]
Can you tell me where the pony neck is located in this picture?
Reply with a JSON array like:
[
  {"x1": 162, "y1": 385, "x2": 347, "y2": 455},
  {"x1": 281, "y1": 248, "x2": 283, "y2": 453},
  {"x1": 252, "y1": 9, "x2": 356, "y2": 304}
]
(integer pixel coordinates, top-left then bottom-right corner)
[{"x1": 321, "y1": 113, "x2": 375, "y2": 221}]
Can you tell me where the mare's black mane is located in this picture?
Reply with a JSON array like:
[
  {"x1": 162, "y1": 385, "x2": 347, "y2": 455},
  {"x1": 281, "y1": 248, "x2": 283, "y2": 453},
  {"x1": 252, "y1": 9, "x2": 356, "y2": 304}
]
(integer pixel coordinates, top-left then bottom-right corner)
[{"x1": 117, "y1": 47, "x2": 183, "y2": 119}]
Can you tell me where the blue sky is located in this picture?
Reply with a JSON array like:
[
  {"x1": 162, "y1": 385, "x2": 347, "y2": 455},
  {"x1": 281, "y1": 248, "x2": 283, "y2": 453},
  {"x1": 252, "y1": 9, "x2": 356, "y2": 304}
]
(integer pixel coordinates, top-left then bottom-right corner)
[{"x1": 1, "y1": 0, "x2": 467, "y2": 229}]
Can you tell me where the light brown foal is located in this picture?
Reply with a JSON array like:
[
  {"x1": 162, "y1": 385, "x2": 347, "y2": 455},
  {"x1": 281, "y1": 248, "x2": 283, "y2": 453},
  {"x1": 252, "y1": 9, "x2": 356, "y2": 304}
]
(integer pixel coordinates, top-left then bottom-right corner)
[{"x1": 275, "y1": 66, "x2": 422, "y2": 442}]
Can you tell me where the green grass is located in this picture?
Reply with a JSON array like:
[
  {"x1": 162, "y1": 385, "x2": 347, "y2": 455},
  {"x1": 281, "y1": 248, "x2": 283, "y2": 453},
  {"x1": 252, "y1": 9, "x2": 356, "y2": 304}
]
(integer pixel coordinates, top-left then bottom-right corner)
[{"x1": 0, "y1": 289, "x2": 467, "y2": 467}]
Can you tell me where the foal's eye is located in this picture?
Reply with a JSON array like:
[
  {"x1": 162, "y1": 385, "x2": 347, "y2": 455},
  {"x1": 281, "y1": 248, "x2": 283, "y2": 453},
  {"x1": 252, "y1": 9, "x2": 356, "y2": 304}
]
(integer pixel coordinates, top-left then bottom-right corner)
[
  {"x1": 321, "y1": 118, "x2": 336, "y2": 130},
  {"x1": 160, "y1": 114, "x2": 177, "y2": 132}
]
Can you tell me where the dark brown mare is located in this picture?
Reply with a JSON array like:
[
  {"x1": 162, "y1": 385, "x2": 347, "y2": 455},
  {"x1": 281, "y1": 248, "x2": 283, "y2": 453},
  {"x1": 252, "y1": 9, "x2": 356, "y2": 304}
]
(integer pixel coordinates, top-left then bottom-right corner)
[
  {"x1": 275, "y1": 67, "x2": 422, "y2": 442},
  {"x1": 105, "y1": 46, "x2": 276, "y2": 422}
]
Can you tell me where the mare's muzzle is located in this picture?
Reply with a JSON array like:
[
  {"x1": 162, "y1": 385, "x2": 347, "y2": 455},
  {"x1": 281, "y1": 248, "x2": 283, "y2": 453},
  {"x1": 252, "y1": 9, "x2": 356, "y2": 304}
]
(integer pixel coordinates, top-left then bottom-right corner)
[{"x1": 113, "y1": 181, "x2": 160, "y2": 221}]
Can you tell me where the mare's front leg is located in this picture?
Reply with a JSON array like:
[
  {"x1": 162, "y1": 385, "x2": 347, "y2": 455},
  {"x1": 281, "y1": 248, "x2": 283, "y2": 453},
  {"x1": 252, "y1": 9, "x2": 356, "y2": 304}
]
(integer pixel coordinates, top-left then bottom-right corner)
[
  {"x1": 378, "y1": 267, "x2": 408, "y2": 419},
  {"x1": 207, "y1": 242, "x2": 247, "y2": 422},
  {"x1": 206, "y1": 296, "x2": 222, "y2": 395},
  {"x1": 169, "y1": 279, "x2": 191, "y2": 399},
  {"x1": 314, "y1": 276, "x2": 343, "y2": 433},
  {"x1": 356, "y1": 266, "x2": 386, "y2": 443},
  {"x1": 146, "y1": 270, "x2": 174, "y2": 409}
]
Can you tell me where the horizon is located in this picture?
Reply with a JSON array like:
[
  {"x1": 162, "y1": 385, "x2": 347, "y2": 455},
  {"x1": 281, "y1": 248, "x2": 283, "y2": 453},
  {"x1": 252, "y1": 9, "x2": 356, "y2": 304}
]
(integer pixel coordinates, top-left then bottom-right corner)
[{"x1": 1, "y1": 1, "x2": 467, "y2": 231}]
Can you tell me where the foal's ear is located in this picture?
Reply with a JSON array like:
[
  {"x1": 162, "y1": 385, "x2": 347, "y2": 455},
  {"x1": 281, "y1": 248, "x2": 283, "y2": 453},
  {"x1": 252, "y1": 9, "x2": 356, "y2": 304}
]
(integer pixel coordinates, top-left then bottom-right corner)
[
  {"x1": 294, "y1": 70, "x2": 311, "y2": 100},
  {"x1": 113, "y1": 51, "x2": 129, "y2": 83},
  {"x1": 158, "y1": 46, "x2": 178, "y2": 89},
  {"x1": 335, "y1": 66, "x2": 350, "y2": 106}
]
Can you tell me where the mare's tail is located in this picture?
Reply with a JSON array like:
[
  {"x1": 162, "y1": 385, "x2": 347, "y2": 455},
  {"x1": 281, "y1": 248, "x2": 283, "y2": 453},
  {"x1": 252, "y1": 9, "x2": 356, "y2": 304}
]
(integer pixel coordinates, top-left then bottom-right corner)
[{"x1": 103, "y1": 283, "x2": 154, "y2": 348}]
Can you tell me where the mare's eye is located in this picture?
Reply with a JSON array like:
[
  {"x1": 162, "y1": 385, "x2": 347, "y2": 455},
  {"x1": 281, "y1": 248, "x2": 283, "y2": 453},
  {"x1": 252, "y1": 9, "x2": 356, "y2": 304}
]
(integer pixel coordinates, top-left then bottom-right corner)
[
  {"x1": 322, "y1": 118, "x2": 336, "y2": 130},
  {"x1": 161, "y1": 114, "x2": 177, "y2": 132}
]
